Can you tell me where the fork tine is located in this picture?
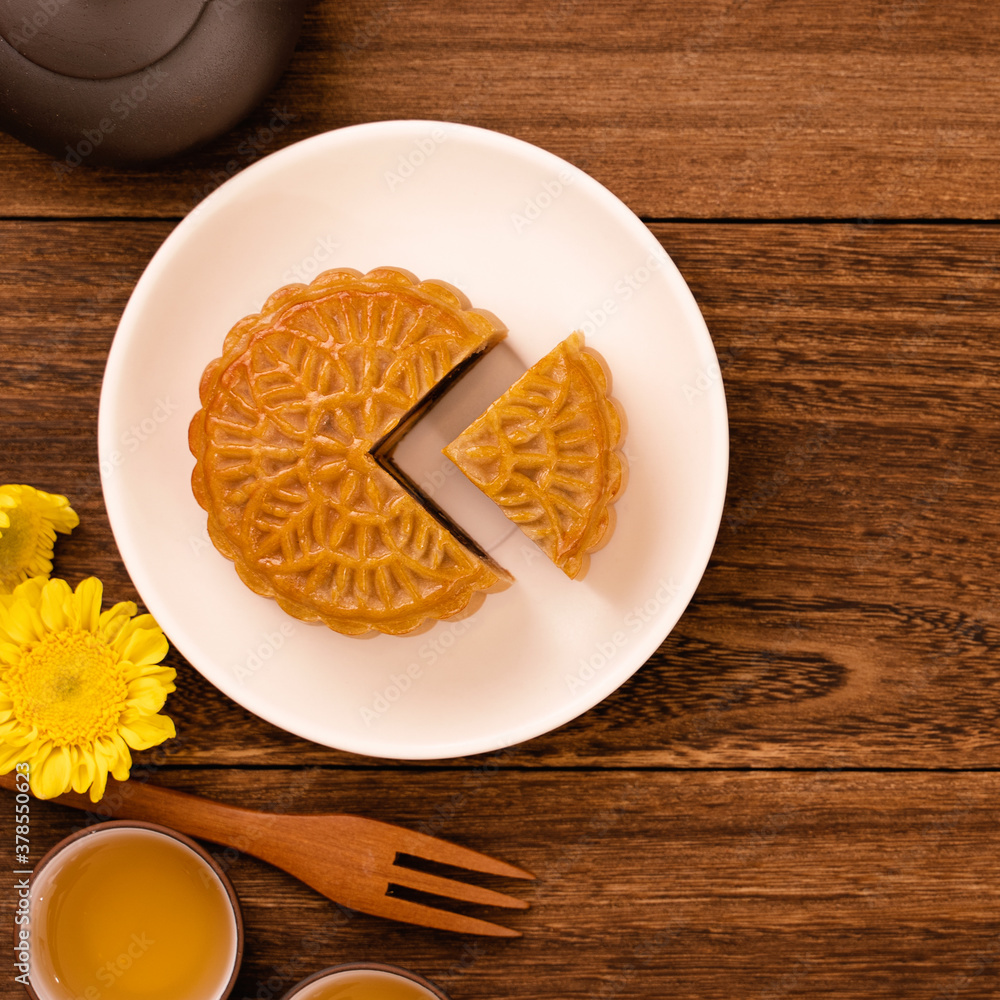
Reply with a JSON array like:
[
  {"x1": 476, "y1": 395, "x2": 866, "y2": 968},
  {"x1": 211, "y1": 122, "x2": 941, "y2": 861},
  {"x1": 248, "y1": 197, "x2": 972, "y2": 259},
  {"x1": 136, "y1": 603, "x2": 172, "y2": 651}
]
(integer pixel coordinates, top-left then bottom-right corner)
[
  {"x1": 390, "y1": 866, "x2": 530, "y2": 910},
  {"x1": 389, "y1": 825, "x2": 535, "y2": 880},
  {"x1": 376, "y1": 894, "x2": 523, "y2": 937}
]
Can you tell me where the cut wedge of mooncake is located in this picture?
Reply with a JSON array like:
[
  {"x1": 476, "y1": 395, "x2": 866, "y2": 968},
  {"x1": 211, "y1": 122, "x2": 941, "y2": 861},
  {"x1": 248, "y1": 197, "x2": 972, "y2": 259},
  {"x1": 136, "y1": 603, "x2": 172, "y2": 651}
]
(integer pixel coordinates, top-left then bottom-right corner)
[
  {"x1": 443, "y1": 332, "x2": 625, "y2": 579},
  {"x1": 189, "y1": 267, "x2": 512, "y2": 637}
]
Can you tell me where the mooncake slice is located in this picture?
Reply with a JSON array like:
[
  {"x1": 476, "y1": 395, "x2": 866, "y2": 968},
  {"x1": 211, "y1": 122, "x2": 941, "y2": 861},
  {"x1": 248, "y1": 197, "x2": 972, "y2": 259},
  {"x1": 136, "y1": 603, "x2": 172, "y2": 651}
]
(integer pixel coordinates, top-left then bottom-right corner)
[
  {"x1": 189, "y1": 267, "x2": 512, "y2": 636},
  {"x1": 443, "y1": 332, "x2": 625, "y2": 579}
]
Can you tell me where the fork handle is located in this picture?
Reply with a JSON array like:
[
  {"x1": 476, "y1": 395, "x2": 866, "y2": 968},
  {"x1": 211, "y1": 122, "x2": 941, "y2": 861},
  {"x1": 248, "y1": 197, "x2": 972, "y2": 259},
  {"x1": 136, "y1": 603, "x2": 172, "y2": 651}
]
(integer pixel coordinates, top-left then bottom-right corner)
[{"x1": 0, "y1": 770, "x2": 272, "y2": 853}]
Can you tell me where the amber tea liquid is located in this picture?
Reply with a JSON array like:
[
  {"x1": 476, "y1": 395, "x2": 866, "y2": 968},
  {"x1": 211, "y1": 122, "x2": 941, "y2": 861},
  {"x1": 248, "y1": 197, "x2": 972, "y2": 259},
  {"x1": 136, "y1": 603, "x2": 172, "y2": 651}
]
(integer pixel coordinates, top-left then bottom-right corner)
[
  {"x1": 29, "y1": 827, "x2": 238, "y2": 1000},
  {"x1": 294, "y1": 969, "x2": 443, "y2": 1000}
]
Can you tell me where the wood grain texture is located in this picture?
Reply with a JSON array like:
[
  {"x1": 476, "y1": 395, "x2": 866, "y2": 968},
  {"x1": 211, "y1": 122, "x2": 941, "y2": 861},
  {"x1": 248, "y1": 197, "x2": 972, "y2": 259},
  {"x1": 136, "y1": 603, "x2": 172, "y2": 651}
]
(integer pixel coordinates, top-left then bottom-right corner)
[
  {"x1": 1, "y1": 221, "x2": 997, "y2": 769},
  {"x1": 3, "y1": 7, "x2": 998, "y2": 998},
  {"x1": 3, "y1": 1, "x2": 1000, "y2": 219},
  {"x1": 2, "y1": 770, "x2": 1000, "y2": 1000}
]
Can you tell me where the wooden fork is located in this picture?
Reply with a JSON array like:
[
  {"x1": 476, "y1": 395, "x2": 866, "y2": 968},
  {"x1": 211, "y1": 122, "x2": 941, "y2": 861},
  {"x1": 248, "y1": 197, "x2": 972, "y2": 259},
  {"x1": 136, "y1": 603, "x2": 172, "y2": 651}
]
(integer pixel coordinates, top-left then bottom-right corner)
[{"x1": 0, "y1": 772, "x2": 533, "y2": 936}]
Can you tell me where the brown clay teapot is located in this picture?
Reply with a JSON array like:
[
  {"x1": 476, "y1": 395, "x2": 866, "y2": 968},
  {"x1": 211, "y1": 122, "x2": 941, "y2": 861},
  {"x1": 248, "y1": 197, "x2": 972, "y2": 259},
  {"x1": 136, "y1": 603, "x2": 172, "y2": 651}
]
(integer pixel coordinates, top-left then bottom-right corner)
[{"x1": 0, "y1": 0, "x2": 307, "y2": 168}]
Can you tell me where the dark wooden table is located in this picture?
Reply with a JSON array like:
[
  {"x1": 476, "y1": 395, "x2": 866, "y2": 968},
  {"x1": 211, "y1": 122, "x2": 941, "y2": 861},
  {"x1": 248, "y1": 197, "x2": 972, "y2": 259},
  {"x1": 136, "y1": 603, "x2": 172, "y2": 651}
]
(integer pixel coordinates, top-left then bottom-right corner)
[{"x1": 3, "y1": 3, "x2": 1000, "y2": 998}]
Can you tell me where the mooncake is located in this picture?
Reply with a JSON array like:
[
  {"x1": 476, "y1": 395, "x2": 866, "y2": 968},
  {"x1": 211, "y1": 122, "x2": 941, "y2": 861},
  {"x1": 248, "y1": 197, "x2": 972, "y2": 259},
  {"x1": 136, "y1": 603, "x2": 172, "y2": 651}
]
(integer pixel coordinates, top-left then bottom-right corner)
[
  {"x1": 189, "y1": 267, "x2": 512, "y2": 636},
  {"x1": 443, "y1": 332, "x2": 625, "y2": 579}
]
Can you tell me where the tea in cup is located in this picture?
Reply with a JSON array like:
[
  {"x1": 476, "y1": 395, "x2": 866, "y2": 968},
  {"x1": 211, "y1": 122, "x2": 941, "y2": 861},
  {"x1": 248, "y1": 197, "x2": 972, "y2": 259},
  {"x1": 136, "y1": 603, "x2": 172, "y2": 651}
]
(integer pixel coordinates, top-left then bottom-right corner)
[
  {"x1": 280, "y1": 963, "x2": 450, "y2": 1000},
  {"x1": 26, "y1": 820, "x2": 243, "y2": 1000}
]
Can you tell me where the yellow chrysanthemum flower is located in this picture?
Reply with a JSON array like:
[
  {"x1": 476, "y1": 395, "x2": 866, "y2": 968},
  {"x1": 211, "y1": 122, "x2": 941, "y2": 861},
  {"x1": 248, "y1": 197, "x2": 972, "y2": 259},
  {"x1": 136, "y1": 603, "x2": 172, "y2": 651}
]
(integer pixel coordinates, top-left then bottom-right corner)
[
  {"x1": 0, "y1": 576, "x2": 176, "y2": 802},
  {"x1": 0, "y1": 485, "x2": 79, "y2": 594}
]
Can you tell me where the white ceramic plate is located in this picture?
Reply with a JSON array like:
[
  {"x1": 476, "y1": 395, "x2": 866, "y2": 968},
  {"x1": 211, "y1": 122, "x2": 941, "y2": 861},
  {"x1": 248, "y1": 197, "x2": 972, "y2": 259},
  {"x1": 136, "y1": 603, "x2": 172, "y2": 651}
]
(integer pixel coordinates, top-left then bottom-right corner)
[{"x1": 99, "y1": 121, "x2": 728, "y2": 760}]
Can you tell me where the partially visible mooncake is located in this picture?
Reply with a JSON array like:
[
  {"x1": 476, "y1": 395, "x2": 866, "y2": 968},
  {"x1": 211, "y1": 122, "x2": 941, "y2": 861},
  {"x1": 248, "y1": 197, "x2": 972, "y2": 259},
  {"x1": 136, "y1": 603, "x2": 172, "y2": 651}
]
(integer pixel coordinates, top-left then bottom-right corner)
[
  {"x1": 189, "y1": 267, "x2": 512, "y2": 636},
  {"x1": 443, "y1": 332, "x2": 625, "y2": 579}
]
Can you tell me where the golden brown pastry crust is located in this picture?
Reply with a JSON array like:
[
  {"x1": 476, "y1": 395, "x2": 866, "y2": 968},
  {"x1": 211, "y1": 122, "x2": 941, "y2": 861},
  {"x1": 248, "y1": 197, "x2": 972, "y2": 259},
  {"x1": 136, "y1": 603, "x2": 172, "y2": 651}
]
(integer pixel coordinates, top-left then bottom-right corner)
[
  {"x1": 443, "y1": 332, "x2": 625, "y2": 579},
  {"x1": 189, "y1": 267, "x2": 511, "y2": 636}
]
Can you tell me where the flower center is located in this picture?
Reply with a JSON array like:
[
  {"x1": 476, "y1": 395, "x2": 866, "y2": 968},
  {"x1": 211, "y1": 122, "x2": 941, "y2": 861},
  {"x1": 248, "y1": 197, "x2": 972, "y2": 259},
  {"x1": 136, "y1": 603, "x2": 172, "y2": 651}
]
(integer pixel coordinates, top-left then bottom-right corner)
[
  {"x1": 0, "y1": 506, "x2": 39, "y2": 591},
  {"x1": 7, "y1": 630, "x2": 128, "y2": 746}
]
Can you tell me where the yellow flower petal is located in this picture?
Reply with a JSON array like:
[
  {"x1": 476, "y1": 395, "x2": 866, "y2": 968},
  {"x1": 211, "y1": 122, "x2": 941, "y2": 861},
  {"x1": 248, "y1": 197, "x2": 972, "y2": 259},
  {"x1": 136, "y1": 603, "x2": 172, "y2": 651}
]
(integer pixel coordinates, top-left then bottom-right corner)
[
  {"x1": 118, "y1": 712, "x2": 176, "y2": 750},
  {"x1": 119, "y1": 628, "x2": 170, "y2": 668},
  {"x1": 47, "y1": 504, "x2": 79, "y2": 535},
  {"x1": 124, "y1": 678, "x2": 172, "y2": 714},
  {"x1": 93, "y1": 734, "x2": 121, "y2": 771},
  {"x1": 71, "y1": 747, "x2": 96, "y2": 795},
  {"x1": 0, "y1": 600, "x2": 44, "y2": 645},
  {"x1": 0, "y1": 719, "x2": 36, "y2": 746},
  {"x1": 112, "y1": 613, "x2": 163, "y2": 653},
  {"x1": 70, "y1": 577, "x2": 104, "y2": 632},
  {"x1": 32, "y1": 743, "x2": 74, "y2": 799},
  {"x1": 39, "y1": 577, "x2": 71, "y2": 633},
  {"x1": 0, "y1": 641, "x2": 22, "y2": 666},
  {"x1": 89, "y1": 766, "x2": 109, "y2": 802},
  {"x1": 124, "y1": 662, "x2": 176, "y2": 690},
  {"x1": 107, "y1": 733, "x2": 132, "y2": 780},
  {"x1": 125, "y1": 613, "x2": 158, "y2": 632},
  {"x1": 0, "y1": 742, "x2": 32, "y2": 771},
  {"x1": 24, "y1": 741, "x2": 52, "y2": 796},
  {"x1": 98, "y1": 600, "x2": 138, "y2": 645}
]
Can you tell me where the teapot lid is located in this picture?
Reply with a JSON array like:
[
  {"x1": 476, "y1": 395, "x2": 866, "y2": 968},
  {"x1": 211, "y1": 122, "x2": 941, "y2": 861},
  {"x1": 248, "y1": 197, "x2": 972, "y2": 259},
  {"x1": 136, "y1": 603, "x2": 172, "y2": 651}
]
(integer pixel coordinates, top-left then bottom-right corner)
[{"x1": 0, "y1": 0, "x2": 208, "y2": 80}]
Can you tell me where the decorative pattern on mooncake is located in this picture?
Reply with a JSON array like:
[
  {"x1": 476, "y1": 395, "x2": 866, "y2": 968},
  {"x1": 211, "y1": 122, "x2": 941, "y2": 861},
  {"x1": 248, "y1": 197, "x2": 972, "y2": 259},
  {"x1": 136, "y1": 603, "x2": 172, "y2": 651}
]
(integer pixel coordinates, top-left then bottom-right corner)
[
  {"x1": 189, "y1": 267, "x2": 511, "y2": 636},
  {"x1": 443, "y1": 332, "x2": 625, "y2": 579}
]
